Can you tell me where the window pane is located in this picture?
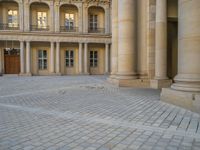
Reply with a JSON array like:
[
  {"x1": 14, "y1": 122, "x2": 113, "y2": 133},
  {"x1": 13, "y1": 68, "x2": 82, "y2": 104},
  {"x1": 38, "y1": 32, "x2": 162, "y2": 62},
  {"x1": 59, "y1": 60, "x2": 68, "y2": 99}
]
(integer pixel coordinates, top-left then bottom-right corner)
[
  {"x1": 44, "y1": 59, "x2": 47, "y2": 69},
  {"x1": 66, "y1": 51, "x2": 69, "y2": 58},
  {"x1": 43, "y1": 51, "x2": 47, "y2": 58},
  {"x1": 38, "y1": 59, "x2": 42, "y2": 69},
  {"x1": 66, "y1": 59, "x2": 69, "y2": 67}
]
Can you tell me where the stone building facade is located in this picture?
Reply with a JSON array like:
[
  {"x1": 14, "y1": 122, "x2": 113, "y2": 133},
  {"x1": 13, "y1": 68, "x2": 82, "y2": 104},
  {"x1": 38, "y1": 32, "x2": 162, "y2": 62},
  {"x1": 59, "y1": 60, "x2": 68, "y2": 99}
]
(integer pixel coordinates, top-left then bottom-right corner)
[
  {"x1": 0, "y1": 0, "x2": 111, "y2": 76},
  {"x1": 0, "y1": 0, "x2": 200, "y2": 113}
]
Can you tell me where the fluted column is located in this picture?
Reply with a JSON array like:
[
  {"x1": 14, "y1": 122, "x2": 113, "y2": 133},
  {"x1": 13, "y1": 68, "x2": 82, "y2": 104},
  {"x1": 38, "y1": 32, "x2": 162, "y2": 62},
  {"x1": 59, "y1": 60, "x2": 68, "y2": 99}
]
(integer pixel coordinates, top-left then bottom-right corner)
[
  {"x1": 155, "y1": 0, "x2": 168, "y2": 80},
  {"x1": 20, "y1": 41, "x2": 25, "y2": 74},
  {"x1": 84, "y1": 43, "x2": 88, "y2": 74},
  {"x1": 79, "y1": 43, "x2": 83, "y2": 74},
  {"x1": 50, "y1": 42, "x2": 55, "y2": 73},
  {"x1": 171, "y1": 0, "x2": 200, "y2": 92},
  {"x1": 110, "y1": 0, "x2": 118, "y2": 76},
  {"x1": 105, "y1": 43, "x2": 109, "y2": 74},
  {"x1": 56, "y1": 42, "x2": 61, "y2": 75},
  {"x1": 26, "y1": 41, "x2": 31, "y2": 75},
  {"x1": 116, "y1": 0, "x2": 137, "y2": 79}
]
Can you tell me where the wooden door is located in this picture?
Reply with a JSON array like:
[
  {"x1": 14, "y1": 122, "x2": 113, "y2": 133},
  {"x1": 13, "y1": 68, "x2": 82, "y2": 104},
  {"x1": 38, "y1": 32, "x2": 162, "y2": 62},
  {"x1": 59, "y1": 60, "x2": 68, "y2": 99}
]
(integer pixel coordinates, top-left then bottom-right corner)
[{"x1": 4, "y1": 55, "x2": 20, "y2": 74}]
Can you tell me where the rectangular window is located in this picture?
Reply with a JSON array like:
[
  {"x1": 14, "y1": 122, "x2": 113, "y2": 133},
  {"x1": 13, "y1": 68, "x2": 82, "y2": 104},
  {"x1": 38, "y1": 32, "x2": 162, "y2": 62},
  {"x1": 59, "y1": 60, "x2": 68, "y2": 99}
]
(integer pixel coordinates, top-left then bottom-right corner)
[
  {"x1": 90, "y1": 51, "x2": 98, "y2": 67},
  {"x1": 38, "y1": 50, "x2": 47, "y2": 70},
  {"x1": 65, "y1": 50, "x2": 74, "y2": 67},
  {"x1": 8, "y1": 10, "x2": 18, "y2": 27},
  {"x1": 89, "y1": 15, "x2": 98, "y2": 30},
  {"x1": 65, "y1": 13, "x2": 74, "y2": 30},
  {"x1": 37, "y1": 12, "x2": 47, "y2": 29}
]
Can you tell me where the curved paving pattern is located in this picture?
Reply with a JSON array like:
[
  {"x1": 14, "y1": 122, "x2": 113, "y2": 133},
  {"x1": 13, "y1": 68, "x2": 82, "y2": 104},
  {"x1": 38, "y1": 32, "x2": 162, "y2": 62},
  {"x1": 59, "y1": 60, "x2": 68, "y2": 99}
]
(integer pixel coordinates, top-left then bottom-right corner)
[{"x1": 0, "y1": 76, "x2": 200, "y2": 150}]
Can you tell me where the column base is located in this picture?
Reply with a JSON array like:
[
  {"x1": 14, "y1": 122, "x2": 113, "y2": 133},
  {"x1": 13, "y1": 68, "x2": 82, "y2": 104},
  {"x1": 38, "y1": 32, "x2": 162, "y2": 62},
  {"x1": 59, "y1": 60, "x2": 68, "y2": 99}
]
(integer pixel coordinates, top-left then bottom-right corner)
[
  {"x1": 161, "y1": 88, "x2": 200, "y2": 114},
  {"x1": 150, "y1": 79, "x2": 172, "y2": 89},
  {"x1": 108, "y1": 77, "x2": 150, "y2": 88}
]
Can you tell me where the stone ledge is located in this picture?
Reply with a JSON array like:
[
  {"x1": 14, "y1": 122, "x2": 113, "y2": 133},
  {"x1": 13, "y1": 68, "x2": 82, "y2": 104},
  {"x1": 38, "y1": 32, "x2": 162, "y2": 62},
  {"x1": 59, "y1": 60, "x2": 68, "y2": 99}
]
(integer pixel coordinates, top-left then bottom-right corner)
[
  {"x1": 108, "y1": 77, "x2": 150, "y2": 88},
  {"x1": 150, "y1": 79, "x2": 172, "y2": 89},
  {"x1": 161, "y1": 88, "x2": 200, "y2": 114}
]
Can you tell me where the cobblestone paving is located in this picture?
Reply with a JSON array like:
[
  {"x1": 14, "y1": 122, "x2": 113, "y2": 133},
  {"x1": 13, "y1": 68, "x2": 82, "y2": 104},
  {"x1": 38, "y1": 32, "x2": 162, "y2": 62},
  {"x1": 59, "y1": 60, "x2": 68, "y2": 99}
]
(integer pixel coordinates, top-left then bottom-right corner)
[{"x1": 0, "y1": 76, "x2": 200, "y2": 150}]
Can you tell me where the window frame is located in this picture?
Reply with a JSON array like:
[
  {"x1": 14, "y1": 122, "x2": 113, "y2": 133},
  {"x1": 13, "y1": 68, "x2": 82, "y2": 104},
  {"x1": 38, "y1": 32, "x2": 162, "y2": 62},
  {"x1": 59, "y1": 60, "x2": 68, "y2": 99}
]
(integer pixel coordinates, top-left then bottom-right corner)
[
  {"x1": 90, "y1": 50, "x2": 98, "y2": 67},
  {"x1": 7, "y1": 10, "x2": 18, "y2": 27},
  {"x1": 65, "y1": 13, "x2": 75, "y2": 30},
  {"x1": 65, "y1": 50, "x2": 74, "y2": 67},
  {"x1": 37, "y1": 11, "x2": 48, "y2": 29},
  {"x1": 89, "y1": 14, "x2": 98, "y2": 30},
  {"x1": 38, "y1": 50, "x2": 48, "y2": 70}
]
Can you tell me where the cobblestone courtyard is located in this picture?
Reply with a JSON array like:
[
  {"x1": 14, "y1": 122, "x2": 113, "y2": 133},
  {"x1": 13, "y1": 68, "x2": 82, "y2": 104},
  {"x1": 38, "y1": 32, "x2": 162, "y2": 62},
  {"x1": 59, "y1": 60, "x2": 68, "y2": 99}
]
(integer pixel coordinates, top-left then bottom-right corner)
[{"x1": 0, "y1": 76, "x2": 200, "y2": 150}]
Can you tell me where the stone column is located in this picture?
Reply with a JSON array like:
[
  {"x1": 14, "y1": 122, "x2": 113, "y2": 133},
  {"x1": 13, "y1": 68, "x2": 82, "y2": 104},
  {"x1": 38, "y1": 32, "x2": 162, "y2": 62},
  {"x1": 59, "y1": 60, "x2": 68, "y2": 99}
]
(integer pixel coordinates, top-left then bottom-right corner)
[
  {"x1": 50, "y1": 2, "x2": 54, "y2": 32},
  {"x1": 78, "y1": 4, "x2": 83, "y2": 33},
  {"x1": 84, "y1": 43, "x2": 88, "y2": 74},
  {"x1": 83, "y1": 5, "x2": 88, "y2": 33},
  {"x1": 50, "y1": 42, "x2": 55, "y2": 74},
  {"x1": 116, "y1": 0, "x2": 137, "y2": 80},
  {"x1": 55, "y1": 2, "x2": 60, "y2": 32},
  {"x1": 161, "y1": 0, "x2": 200, "y2": 114},
  {"x1": 79, "y1": 43, "x2": 83, "y2": 74},
  {"x1": 20, "y1": 41, "x2": 25, "y2": 74},
  {"x1": 105, "y1": 43, "x2": 109, "y2": 74},
  {"x1": 24, "y1": 1, "x2": 30, "y2": 31},
  {"x1": 26, "y1": 41, "x2": 31, "y2": 75},
  {"x1": 110, "y1": 0, "x2": 118, "y2": 77},
  {"x1": 56, "y1": 42, "x2": 61, "y2": 75},
  {"x1": 150, "y1": 0, "x2": 171, "y2": 89},
  {"x1": 105, "y1": 6, "x2": 110, "y2": 34},
  {"x1": 19, "y1": 2, "x2": 24, "y2": 31}
]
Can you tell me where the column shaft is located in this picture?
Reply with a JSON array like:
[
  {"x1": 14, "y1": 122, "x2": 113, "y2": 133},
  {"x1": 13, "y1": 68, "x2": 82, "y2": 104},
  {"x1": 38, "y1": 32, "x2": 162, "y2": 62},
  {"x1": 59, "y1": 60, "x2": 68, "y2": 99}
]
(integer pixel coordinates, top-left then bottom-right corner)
[
  {"x1": 24, "y1": 1, "x2": 30, "y2": 31},
  {"x1": 50, "y1": 3, "x2": 54, "y2": 32},
  {"x1": 26, "y1": 41, "x2": 31, "y2": 74},
  {"x1": 79, "y1": 43, "x2": 83, "y2": 74},
  {"x1": 50, "y1": 42, "x2": 55, "y2": 73},
  {"x1": 19, "y1": 2, "x2": 24, "y2": 31},
  {"x1": 105, "y1": 43, "x2": 109, "y2": 74},
  {"x1": 111, "y1": 0, "x2": 118, "y2": 75},
  {"x1": 56, "y1": 42, "x2": 60, "y2": 74},
  {"x1": 84, "y1": 43, "x2": 88, "y2": 74},
  {"x1": 155, "y1": 0, "x2": 168, "y2": 79},
  {"x1": 20, "y1": 41, "x2": 25, "y2": 74},
  {"x1": 105, "y1": 7, "x2": 110, "y2": 34},
  {"x1": 55, "y1": 2, "x2": 60, "y2": 32},
  {"x1": 117, "y1": 0, "x2": 137, "y2": 79},
  {"x1": 171, "y1": 0, "x2": 200, "y2": 92}
]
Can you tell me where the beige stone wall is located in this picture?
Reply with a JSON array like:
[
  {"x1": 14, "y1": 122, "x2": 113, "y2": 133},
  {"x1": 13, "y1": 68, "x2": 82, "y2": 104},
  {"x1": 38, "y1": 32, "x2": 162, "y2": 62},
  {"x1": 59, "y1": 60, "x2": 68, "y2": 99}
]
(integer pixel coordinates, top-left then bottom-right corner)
[{"x1": 0, "y1": 0, "x2": 111, "y2": 76}]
